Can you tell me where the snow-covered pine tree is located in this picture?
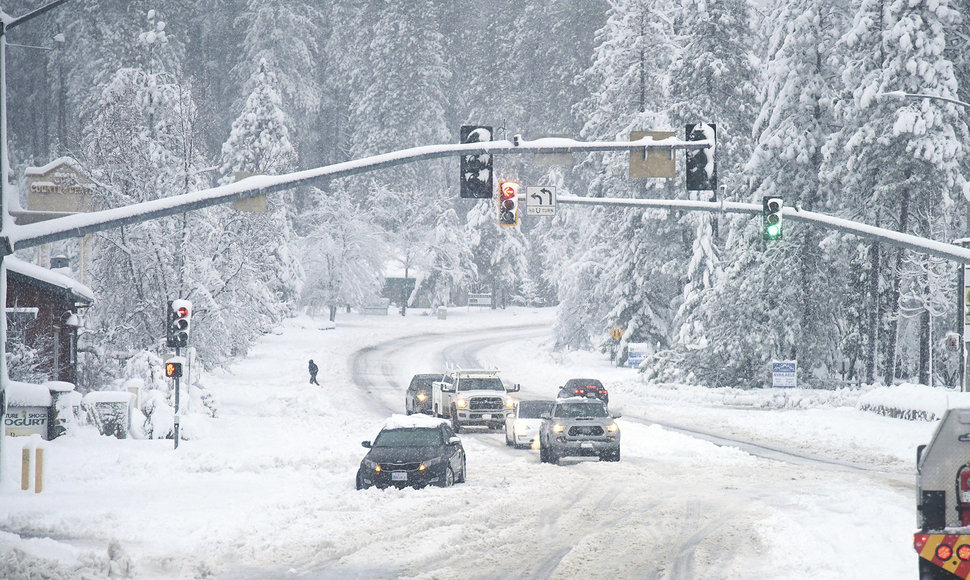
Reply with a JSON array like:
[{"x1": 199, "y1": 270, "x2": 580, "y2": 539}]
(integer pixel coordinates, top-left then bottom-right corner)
[
  {"x1": 569, "y1": 0, "x2": 685, "y2": 363},
  {"x1": 827, "y1": 0, "x2": 967, "y2": 384},
  {"x1": 662, "y1": 0, "x2": 758, "y2": 365},
  {"x1": 216, "y1": 57, "x2": 302, "y2": 340}
]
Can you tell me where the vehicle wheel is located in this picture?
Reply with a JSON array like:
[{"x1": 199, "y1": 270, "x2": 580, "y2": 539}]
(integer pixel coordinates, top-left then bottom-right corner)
[
  {"x1": 355, "y1": 471, "x2": 367, "y2": 490},
  {"x1": 603, "y1": 449, "x2": 620, "y2": 462},
  {"x1": 505, "y1": 429, "x2": 513, "y2": 446},
  {"x1": 539, "y1": 441, "x2": 549, "y2": 463},
  {"x1": 438, "y1": 467, "x2": 455, "y2": 488},
  {"x1": 457, "y1": 458, "x2": 466, "y2": 483},
  {"x1": 450, "y1": 407, "x2": 462, "y2": 433},
  {"x1": 549, "y1": 448, "x2": 561, "y2": 465},
  {"x1": 406, "y1": 406, "x2": 412, "y2": 416}
]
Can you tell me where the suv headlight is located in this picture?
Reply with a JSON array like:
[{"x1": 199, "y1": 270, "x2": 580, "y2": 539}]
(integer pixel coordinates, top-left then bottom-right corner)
[
  {"x1": 416, "y1": 392, "x2": 427, "y2": 402},
  {"x1": 363, "y1": 459, "x2": 380, "y2": 471},
  {"x1": 505, "y1": 397, "x2": 515, "y2": 409},
  {"x1": 552, "y1": 423, "x2": 565, "y2": 434},
  {"x1": 606, "y1": 422, "x2": 619, "y2": 434},
  {"x1": 455, "y1": 398, "x2": 468, "y2": 409}
]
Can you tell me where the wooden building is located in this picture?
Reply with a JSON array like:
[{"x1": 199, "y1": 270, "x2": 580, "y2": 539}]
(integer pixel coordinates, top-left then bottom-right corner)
[{"x1": 6, "y1": 256, "x2": 94, "y2": 385}]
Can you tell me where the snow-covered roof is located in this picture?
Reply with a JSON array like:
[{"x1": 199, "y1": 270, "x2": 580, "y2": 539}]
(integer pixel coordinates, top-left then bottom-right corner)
[
  {"x1": 24, "y1": 156, "x2": 90, "y2": 178},
  {"x1": 5, "y1": 255, "x2": 95, "y2": 303},
  {"x1": 382, "y1": 413, "x2": 448, "y2": 430},
  {"x1": 7, "y1": 380, "x2": 52, "y2": 406}
]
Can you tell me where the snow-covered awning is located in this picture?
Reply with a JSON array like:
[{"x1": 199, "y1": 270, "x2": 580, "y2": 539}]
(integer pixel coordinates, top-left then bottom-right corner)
[{"x1": 5, "y1": 255, "x2": 94, "y2": 304}]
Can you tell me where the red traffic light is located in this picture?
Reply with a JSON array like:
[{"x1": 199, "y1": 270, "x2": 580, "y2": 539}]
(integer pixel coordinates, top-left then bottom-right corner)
[
  {"x1": 498, "y1": 180, "x2": 519, "y2": 226},
  {"x1": 176, "y1": 306, "x2": 189, "y2": 317}
]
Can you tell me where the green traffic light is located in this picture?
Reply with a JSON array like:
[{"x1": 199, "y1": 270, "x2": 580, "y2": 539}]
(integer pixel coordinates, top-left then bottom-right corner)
[{"x1": 766, "y1": 223, "x2": 781, "y2": 238}]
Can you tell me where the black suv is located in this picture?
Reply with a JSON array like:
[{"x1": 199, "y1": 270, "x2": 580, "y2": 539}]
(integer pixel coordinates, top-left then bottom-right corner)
[
  {"x1": 356, "y1": 417, "x2": 466, "y2": 490},
  {"x1": 405, "y1": 373, "x2": 441, "y2": 415},
  {"x1": 557, "y1": 378, "x2": 608, "y2": 405}
]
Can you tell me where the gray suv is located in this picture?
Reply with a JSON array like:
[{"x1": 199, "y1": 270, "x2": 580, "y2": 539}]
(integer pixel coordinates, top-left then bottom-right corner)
[{"x1": 538, "y1": 398, "x2": 620, "y2": 464}]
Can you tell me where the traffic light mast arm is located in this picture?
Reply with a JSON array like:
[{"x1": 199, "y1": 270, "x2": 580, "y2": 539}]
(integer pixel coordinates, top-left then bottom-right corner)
[
  {"x1": 557, "y1": 195, "x2": 970, "y2": 264},
  {"x1": 9, "y1": 137, "x2": 711, "y2": 251}
]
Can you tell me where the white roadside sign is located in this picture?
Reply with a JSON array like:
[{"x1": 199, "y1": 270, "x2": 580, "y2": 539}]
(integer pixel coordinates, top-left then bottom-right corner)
[
  {"x1": 771, "y1": 360, "x2": 797, "y2": 388},
  {"x1": 526, "y1": 186, "x2": 557, "y2": 216}
]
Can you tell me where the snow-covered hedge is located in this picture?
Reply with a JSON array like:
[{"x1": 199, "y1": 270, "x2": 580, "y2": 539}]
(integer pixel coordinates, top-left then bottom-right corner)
[{"x1": 857, "y1": 384, "x2": 970, "y2": 422}]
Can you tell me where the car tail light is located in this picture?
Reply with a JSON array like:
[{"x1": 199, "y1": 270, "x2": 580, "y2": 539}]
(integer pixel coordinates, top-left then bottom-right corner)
[{"x1": 937, "y1": 543, "x2": 953, "y2": 561}]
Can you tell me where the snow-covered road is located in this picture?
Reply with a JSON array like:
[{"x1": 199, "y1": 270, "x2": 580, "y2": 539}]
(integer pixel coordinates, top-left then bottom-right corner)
[{"x1": 0, "y1": 308, "x2": 930, "y2": 578}]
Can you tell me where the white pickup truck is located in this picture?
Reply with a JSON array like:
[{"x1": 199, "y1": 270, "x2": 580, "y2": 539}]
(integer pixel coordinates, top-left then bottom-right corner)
[{"x1": 432, "y1": 369, "x2": 519, "y2": 433}]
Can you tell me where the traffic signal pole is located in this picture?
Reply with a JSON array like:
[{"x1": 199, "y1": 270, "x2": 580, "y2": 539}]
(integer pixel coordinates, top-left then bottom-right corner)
[
  {"x1": 556, "y1": 195, "x2": 970, "y2": 265},
  {"x1": 8, "y1": 135, "x2": 712, "y2": 251},
  {"x1": 173, "y1": 346, "x2": 180, "y2": 449},
  {"x1": 0, "y1": 0, "x2": 72, "y2": 485}
]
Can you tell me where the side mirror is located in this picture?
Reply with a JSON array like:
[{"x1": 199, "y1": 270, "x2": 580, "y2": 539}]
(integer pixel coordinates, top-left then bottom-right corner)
[
  {"x1": 361, "y1": 441, "x2": 372, "y2": 448},
  {"x1": 540, "y1": 412, "x2": 552, "y2": 420},
  {"x1": 448, "y1": 437, "x2": 461, "y2": 446},
  {"x1": 509, "y1": 383, "x2": 521, "y2": 393},
  {"x1": 611, "y1": 411, "x2": 622, "y2": 419},
  {"x1": 917, "y1": 444, "x2": 926, "y2": 472}
]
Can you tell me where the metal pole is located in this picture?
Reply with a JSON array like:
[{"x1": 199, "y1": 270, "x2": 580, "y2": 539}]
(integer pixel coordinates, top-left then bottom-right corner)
[
  {"x1": 174, "y1": 346, "x2": 180, "y2": 449},
  {"x1": 958, "y1": 239, "x2": 970, "y2": 392}
]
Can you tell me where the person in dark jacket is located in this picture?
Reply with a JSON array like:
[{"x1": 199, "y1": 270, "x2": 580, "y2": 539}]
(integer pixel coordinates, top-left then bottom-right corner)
[{"x1": 308, "y1": 359, "x2": 320, "y2": 385}]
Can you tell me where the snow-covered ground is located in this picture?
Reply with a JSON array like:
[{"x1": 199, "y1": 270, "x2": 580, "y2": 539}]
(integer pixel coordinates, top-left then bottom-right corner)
[{"x1": 0, "y1": 306, "x2": 946, "y2": 578}]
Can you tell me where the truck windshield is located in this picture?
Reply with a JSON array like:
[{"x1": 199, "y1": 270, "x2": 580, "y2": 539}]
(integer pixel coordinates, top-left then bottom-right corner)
[
  {"x1": 458, "y1": 377, "x2": 505, "y2": 391},
  {"x1": 554, "y1": 403, "x2": 609, "y2": 418}
]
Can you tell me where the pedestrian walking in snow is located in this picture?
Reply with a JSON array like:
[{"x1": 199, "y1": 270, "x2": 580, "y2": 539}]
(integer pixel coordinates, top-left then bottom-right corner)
[{"x1": 308, "y1": 359, "x2": 320, "y2": 385}]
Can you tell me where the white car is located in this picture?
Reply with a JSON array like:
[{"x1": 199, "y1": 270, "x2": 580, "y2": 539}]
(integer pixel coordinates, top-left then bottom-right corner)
[{"x1": 505, "y1": 400, "x2": 555, "y2": 449}]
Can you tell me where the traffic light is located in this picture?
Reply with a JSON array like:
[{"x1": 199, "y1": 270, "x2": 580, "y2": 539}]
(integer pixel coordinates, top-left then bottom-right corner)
[
  {"x1": 762, "y1": 196, "x2": 783, "y2": 241},
  {"x1": 166, "y1": 299, "x2": 192, "y2": 348},
  {"x1": 498, "y1": 181, "x2": 519, "y2": 226},
  {"x1": 685, "y1": 123, "x2": 717, "y2": 191},
  {"x1": 460, "y1": 125, "x2": 493, "y2": 198},
  {"x1": 165, "y1": 360, "x2": 183, "y2": 378}
]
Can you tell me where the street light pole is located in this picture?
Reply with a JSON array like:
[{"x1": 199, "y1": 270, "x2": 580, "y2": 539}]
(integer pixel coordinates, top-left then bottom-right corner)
[
  {"x1": 0, "y1": 0, "x2": 72, "y2": 484},
  {"x1": 880, "y1": 90, "x2": 970, "y2": 391}
]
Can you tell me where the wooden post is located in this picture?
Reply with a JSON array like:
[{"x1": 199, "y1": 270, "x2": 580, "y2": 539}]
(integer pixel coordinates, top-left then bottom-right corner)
[
  {"x1": 21, "y1": 448, "x2": 29, "y2": 491},
  {"x1": 34, "y1": 448, "x2": 43, "y2": 493}
]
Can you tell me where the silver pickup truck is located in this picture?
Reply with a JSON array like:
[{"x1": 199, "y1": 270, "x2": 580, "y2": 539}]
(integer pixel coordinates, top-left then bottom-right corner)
[{"x1": 538, "y1": 398, "x2": 621, "y2": 464}]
